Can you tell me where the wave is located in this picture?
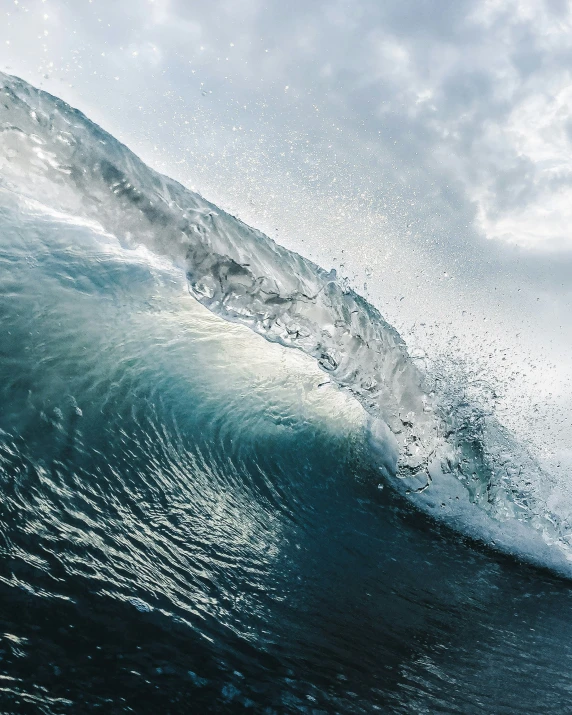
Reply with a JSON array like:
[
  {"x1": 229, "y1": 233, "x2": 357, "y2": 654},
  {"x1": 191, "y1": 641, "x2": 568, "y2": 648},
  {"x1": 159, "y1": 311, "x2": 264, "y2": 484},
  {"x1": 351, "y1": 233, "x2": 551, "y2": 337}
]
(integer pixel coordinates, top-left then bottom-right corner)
[{"x1": 1, "y1": 71, "x2": 569, "y2": 574}]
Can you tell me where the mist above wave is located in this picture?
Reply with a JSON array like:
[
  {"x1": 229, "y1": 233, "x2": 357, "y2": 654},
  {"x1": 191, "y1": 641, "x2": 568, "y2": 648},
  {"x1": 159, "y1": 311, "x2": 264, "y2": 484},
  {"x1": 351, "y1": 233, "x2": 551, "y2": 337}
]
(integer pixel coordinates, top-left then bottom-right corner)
[{"x1": 1, "y1": 71, "x2": 570, "y2": 573}]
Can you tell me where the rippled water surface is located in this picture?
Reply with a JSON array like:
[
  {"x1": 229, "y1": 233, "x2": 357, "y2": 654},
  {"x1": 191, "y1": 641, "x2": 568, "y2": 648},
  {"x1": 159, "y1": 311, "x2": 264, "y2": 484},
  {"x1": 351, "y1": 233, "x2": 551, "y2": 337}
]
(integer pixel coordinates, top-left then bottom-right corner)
[{"x1": 1, "y1": 74, "x2": 572, "y2": 714}]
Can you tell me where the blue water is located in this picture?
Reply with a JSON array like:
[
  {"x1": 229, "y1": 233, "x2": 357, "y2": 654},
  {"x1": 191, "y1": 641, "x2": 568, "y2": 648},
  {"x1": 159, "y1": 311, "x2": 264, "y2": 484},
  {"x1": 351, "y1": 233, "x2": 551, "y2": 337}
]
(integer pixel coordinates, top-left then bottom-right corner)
[{"x1": 1, "y1": 73, "x2": 572, "y2": 713}]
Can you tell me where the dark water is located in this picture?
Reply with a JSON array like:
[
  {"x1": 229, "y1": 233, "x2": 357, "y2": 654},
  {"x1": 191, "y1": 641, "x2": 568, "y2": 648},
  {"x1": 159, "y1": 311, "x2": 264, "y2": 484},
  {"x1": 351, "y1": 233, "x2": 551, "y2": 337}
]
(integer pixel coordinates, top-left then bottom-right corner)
[
  {"x1": 1, "y1": 73, "x2": 572, "y2": 714},
  {"x1": 1, "y1": 196, "x2": 572, "y2": 715}
]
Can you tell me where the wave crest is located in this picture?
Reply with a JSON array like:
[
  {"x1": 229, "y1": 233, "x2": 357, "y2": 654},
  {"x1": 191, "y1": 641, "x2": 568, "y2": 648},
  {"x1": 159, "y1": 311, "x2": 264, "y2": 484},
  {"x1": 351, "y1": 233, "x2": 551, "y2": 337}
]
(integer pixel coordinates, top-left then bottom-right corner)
[{"x1": 1, "y1": 71, "x2": 569, "y2": 573}]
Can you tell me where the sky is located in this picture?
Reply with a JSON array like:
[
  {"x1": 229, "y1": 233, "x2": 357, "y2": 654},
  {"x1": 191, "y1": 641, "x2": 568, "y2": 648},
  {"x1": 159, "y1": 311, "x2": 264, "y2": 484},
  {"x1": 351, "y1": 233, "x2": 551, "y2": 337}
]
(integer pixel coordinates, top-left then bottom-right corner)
[
  {"x1": 1, "y1": 0, "x2": 572, "y2": 467},
  {"x1": 2, "y1": 0, "x2": 572, "y2": 251}
]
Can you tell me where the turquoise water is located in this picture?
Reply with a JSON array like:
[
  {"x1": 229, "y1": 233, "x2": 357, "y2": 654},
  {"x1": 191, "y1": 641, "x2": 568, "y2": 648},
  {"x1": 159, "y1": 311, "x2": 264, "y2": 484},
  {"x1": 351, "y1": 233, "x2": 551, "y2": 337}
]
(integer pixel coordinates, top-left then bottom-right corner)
[{"x1": 1, "y1": 73, "x2": 572, "y2": 713}]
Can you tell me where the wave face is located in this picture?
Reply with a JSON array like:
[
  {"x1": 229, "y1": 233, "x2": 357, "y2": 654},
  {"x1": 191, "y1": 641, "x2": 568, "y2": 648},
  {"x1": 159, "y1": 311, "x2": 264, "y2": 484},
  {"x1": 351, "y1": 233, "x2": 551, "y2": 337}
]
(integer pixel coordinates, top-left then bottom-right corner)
[
  {"x1": 1, "y1": 71, "x2": 569, "y2": 570},
  {"x1": 1, "y1": 72, "x2": 572, "y2": 712}
]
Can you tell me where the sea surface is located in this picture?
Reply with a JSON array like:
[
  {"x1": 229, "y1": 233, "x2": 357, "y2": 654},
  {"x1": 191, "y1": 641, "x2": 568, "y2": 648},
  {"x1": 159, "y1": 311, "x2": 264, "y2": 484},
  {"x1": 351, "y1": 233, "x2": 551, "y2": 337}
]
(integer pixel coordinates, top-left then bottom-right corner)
[{"x1": 1, "y1": 72, "x2": 572, "y2": 713}]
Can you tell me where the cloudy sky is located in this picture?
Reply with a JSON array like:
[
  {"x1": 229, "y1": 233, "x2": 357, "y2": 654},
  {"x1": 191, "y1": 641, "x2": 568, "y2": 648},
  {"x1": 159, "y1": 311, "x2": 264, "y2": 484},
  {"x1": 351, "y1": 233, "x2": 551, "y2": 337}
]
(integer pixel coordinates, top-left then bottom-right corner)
[
  {"x1": 2, "y1": 0, "x2": 572, "y2": 464},
  {"x1": 3, "y1": 0, "x2": 572, "y2": 250}
]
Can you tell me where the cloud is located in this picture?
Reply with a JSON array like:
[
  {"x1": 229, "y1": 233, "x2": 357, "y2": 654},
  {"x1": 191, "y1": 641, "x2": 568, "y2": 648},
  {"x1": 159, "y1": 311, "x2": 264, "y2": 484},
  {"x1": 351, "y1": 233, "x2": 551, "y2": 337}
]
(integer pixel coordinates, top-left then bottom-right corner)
[{"x1": 2, "y1": 0, "x2": 572, "y2": 255}]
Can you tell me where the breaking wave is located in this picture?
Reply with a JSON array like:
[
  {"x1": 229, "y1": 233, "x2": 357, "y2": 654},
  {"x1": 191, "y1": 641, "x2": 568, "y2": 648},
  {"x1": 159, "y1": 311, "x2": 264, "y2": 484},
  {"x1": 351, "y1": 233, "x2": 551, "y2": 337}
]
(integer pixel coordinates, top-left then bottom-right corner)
[{"x1": 0, "y1": 70, "x2": 570, "y2": 575}]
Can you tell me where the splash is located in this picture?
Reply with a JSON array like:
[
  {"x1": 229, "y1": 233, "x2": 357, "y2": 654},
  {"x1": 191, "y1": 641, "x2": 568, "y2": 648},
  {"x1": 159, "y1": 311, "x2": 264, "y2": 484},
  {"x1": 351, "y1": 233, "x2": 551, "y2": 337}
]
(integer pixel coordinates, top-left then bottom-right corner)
[{"x1": 1, "y1": 71, "x2": 570, "y2": 573}]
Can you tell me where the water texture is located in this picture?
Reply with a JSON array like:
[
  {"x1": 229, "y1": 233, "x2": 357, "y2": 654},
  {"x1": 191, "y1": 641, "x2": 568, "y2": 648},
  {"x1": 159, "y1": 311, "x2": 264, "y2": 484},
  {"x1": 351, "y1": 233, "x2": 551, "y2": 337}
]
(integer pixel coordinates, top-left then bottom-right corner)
[{"x1": 1, "y1": 73, "x2": 572, "y2": 713}]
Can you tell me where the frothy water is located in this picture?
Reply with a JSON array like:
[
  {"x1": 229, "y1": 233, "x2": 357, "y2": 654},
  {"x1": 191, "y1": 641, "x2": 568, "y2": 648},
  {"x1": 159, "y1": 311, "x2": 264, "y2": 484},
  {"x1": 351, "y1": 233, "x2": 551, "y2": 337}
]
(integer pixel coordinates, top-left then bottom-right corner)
[{"x1": 1, "y1": 72, "x2": 572, "y2": 712}]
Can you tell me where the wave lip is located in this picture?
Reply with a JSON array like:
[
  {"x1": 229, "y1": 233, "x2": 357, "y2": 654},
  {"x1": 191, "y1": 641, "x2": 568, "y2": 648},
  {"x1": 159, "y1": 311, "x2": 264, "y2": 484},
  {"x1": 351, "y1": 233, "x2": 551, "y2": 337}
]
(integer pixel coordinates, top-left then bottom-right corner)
[{"x1": 1, "y1": 71, "x2": 570, "y2": 574}]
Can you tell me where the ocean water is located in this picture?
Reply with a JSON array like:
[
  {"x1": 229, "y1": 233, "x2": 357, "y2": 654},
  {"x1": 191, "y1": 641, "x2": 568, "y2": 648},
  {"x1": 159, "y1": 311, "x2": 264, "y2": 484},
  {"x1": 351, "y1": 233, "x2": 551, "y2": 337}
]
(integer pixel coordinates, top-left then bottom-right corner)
[{"x1": 1, "y1": 72, "x2": 572, "y2": 713}]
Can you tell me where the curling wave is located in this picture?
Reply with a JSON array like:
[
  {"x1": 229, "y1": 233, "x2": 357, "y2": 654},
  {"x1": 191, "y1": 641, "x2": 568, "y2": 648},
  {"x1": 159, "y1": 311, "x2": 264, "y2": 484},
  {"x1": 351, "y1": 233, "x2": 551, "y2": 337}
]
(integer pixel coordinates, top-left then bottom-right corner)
[{"x1": 0, "y1": 71, "x2": 569, "y2": 573}]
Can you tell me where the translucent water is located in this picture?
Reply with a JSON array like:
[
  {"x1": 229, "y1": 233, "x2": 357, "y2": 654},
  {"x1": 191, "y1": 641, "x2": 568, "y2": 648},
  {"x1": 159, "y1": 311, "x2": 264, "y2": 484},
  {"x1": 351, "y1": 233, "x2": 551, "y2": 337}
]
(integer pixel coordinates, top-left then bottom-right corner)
[
  {"x1": 2, "y1": 73, "x2": 572, "y2": 713},
  {"x1": 1, "y1": 72, "x2": 570, "y2": 571}
]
